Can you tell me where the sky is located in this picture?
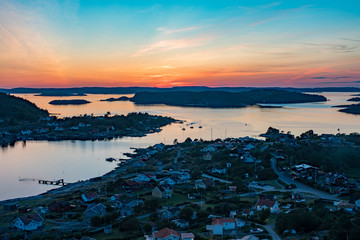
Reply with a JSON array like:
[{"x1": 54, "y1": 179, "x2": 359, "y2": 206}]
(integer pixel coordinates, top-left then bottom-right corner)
[{"x1": 0, "y1": 0, "x2": 360, "y2": 88}]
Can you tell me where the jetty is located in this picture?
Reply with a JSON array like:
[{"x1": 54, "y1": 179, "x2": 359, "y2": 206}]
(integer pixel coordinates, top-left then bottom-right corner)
[{"x1": 19, "y1": 178, "x2": 68, "y2": 186}]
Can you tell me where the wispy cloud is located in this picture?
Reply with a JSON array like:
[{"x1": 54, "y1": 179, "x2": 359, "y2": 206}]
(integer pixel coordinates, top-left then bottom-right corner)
[
  {"x1": 132, "y1": 38, "x2": 209, "y2": 57},
  {"x1": 312, "y1": 76, "x2": 350, "y2": 80},
  {"x1": 302, "y1": 43, "x2": 357, "y2": 53},
  {"x1": 338, "y1": 38, "x2": 360, "y2": 43},
  {"x1": 157, "y1": 26, "x2": 199, "y2": 34}
]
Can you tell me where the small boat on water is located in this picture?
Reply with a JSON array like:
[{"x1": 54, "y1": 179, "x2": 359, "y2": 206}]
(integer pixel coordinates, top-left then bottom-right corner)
[
  {"x1": 182, "y1": 128, "x2": 186, "y2": 131},
  {"x1": 199, "y1": 126, "x2": 202, "y2": 128}
]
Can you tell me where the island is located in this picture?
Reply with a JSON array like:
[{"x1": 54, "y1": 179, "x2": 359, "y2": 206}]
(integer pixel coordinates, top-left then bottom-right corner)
[
  {"x1": 332, "y1": 103, "x2": 360, "y2": 115},
  {"x1": 49, "y1": 99, "x2": 91, "y2": 105},
  {"x1": 36, "y1": 92, "x2": 87, "y2": 97},
  {"x1": 100, "y1": 96, "x2": 131, "y2": 102},
  {"x1": 347, "y1": 97, "x2": 360, "y2": 102},
  {"x1": 1, "y1": 127, "x2": 360, "y2": 240},
  {"x1": 130, "y1": 89, "x2": 327, "y2": 108},
  {"x1": 0, "y1": 93, "x2": 177, "y2": 147}
]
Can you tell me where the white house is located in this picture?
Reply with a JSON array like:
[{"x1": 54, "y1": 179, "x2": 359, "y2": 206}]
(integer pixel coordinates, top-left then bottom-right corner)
[
  {"x1": 208, "y1": 218, "x2": 236, "y2": 235},
  {"x1": 13, "y1": 212, "x2": 44, "y2": 231},
  {"x1": 255, "y1": 198, "x2": 280, "y2": 213}
]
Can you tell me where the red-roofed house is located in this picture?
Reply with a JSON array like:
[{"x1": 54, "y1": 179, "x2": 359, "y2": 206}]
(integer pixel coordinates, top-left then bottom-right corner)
[
  {"x1": 13, "y1": 212, "x2": 44, "y2": 231},
  {"x1": 82, "y1": 192, "x2": 99, "y2": 202},
  {"x1": 208, "y1": 218, "x2": 236, "y2": 235},
  {"x1": 255, "y1": 198, "x2": 280, "y2": 213},
  {"x1": 242, "y1": 209, "x2": 254, "y2": 217},
  {"x1": 181, "y1": 232, "x2": 195, "y2": 240},
  {"x1": 153, "y1": 227, "x2": 180, "y2": 240}
]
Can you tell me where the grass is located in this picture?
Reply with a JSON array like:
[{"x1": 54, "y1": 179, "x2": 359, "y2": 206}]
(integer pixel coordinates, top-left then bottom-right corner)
[
  {"x1": 261, "y1": 180, "x2": 282, "y2": 189},
  {"x1": 345, "y1": 168, "x2": 360, "y2": 178}
]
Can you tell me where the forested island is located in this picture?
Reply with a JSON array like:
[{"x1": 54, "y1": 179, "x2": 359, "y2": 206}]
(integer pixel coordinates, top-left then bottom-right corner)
[
  {"x1": 130, "y1": 89, "x2": 327, "y2": 108},
  {"x1": 100, "y1": 96, "x2": 131, "y2": 102},
  {"x1": 348, "y1": 97, "x2": 360, "y2": 102},
  {"x1": 49, "y1": 99, "x2": 91, "y2": 105}
]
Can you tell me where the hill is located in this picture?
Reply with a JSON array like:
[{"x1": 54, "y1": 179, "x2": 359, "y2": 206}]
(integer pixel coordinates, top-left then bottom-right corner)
[
  {"x1": 130, "y1": 89, "x2": 327, "y2": 108},
  {"x1": 0, "y1": 93, "x2": 49, "y2": 124}
]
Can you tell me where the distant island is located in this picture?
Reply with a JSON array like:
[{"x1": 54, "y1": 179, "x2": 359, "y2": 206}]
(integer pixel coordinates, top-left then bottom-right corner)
[
  {"x1": 36, "y1": 92, "x2": 87, "y2": 97},
  {"x1": 130, "y1": 89, "x2": 327, "y2": 108},
  {"x1": 348, "y1": 97, "x2": 360, "y2": 102},
  {"x1": 337, "y1": 104, "x2": 360, "y2": 115},
  {"x1": 49, "y1": 99, "x2": 91, "y2": 105},
  {"x1": 100, "y1": 96, "x2": 131, "y2": 102}
]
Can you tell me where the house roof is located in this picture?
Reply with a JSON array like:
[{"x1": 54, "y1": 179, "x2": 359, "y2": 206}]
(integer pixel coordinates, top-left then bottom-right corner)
[
  {"x1": 212, "y1": 218, "x2": 235, "y2": 225},
  {"x1": 242, "y1": 209, "x2": 252, "y2": 214},
  {"x1": 154, "y1": 227, "x2": 180, "y2": 238},
  {"x1": 18, "y1": 212, "x2": 43, "y2": 225},
  {"x1": 181, "y1": 233, "x2": 195, "y2": 238},
  {"x1": 256, "y1": 199, "x2": 276, "y2": 208},
  {"x1": 84, "y1": 192, "x2": 98, "y2": 200}
]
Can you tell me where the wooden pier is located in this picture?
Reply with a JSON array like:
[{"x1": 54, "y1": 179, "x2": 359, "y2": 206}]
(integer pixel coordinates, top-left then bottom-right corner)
[{"x1": 19, "y1": 178, "x2": 67, "y2": 186}]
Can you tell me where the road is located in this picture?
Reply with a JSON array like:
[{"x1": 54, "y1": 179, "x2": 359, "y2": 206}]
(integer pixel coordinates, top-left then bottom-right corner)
[
  {"x1": 271, "y1": 158, "x2": 339, "y2": 201},
  {"x1": 263, "y1": 224, "x2": 282, "y2": 240},
  {"x1": 202, "y1": 174, "x2": 232, "y2": 184}
]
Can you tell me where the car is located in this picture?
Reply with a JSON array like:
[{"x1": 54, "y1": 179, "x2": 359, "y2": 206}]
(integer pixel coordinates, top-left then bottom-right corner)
[{"x1": 250, "y1": 228, "x2": 264, "y2": 233}]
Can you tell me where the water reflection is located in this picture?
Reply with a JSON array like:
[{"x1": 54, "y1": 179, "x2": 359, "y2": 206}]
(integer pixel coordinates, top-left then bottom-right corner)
[{"x1": 0, "y1": 92, "x2": 359, "y2": 200}]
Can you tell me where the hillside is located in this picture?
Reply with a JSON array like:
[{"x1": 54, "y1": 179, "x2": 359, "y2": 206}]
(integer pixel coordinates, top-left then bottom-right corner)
[
  {"x1": 0, "y1": 93, "x2": 49, "y2": 124},
  {"x1": 131, "y1": 89, "x2": 327, "y2": 108}
]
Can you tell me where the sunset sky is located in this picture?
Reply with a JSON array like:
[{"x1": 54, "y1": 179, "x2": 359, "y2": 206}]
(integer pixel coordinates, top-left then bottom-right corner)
[{"x1": 0, "y1": 0, "x2": 360, "y2": 88}]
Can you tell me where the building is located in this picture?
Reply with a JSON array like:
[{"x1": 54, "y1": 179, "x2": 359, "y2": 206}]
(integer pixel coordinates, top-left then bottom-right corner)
[
  {"x1": 85, "y1": 203, "x2": 107, "y2": 218},
  {"x1": 293, "y1": 164, "x2": 319, "y2": 180},
  {"x1": 82, "y1": 192, "x2": 99, "y2": 202},
  {"x1": 195, "y1": 179, "x2": 214, "y2": 189},
  {"x1": 255, "y1": 196, "x2": 280, "y2": 213},
  {"x1": 208, "y1": 218, "x2": 236, "y2": 235},
  {"x1": 152, "y1": 185, "x2": 173, "y2": 199},
  {"x1": 153, "y1": 227, "x2": 181, "y2": 240},
  {"x1": 181, "y1": 233, "x2": 195, "y2": 240},
  {"x1": 159, "y1": 207, "x2": 181, "y2": 220},
  {"x1": 13, "y1": 212, "x2": 44, "y2": 231},
  {"x1": 242, "y1": 209, "x2": 254, "y2": 217}
]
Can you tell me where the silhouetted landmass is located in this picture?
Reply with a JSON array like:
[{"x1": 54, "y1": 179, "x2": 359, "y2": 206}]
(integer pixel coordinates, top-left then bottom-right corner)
[
  {"x1": 130, "y1": 89, "x2": 327, "y2": 108},
  {"x1": 100, "y1": 96, "x2": 130, "y2": 102},
  {"x1": 49, "y1": 99, "x2": 91, "y2": 105},
  {"x1": 351, "y1": 94, "x2": 360, "y2": 96},
  {"x1": 257, "y1": 105, "x2": 283, "y2": 108},
  {"x1": 1, "y1": 86, "x2": 360, "y2": 95},
  {"x1": 339, "y1": 104, "x2": 360, "y2": 115},
  {"x1": 36, "y1": 92, "x2": 87, "y2": 97},
  {"x1": 0, "y1": 93, "x2": 49, "y2": 124},
  {"x1": 347, "y1": 97, "x2": 360, "y2": 102}
]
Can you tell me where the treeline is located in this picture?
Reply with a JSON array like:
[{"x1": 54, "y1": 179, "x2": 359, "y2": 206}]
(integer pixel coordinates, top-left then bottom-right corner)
[
  {"x1": 284, "y1": 143, "x2": 360, "y2": 172},
  {"x1": 0, "y1": 93, "x2": 48, "y2": 124}
]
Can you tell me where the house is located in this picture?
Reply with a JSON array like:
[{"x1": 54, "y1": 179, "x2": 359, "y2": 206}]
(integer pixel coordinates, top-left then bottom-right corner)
[
  {"x1": 136, "y1": 173, "x2": 151, "y2": 182},
  {"x1": 256, "y1": 196, "x2": 280, "y2": 213},
  {"x1": 291, "y1": 192, "x2": 305, "y2": 202},
  {"x1": 242, "y1": 209, "x2": 254, "y2": 217},
  {"x1": 82, "y1": 192, "x2": 99, "y2": 202},
  {"x1": 325, "y1": 173, "x2": 347, "y2": 186},
  {"x1": 48, "y1": 201, "x2": 72, "y2": 212},
  {"x1": 85, "y1": 203, "x2": 107, "y2": 218},
  {"x1": 153, "y1": 227, "x2": 181, "y2": 240},
  {"x1": 122, "y1": 198, "x2": 144, "y2": 208},
  {"x1": 177, "y1": 172, "x2": 191, "y2": 183},
  {"x1": 13, "y1": 212, "x2": 44, "y2": 231},
  {"x1": 241, "y1": 153, "x2": 256, "y2": 163},
  {"x1": 181, "y1": 233, "x2": 195, "y2": 240},
  {"x1": 334, "y1": 201, "x2": 355, "y2": 212},
  {"x1": 211, "y1": 168, "x2": 227, "y2": 174},
  {"x1": 203, "y1": 153, "x2": 213, "y2": 161},
  {"x1": 119, "y1": 207, "x2": 134, "y2": 217},
  {"x1": 293, "y1": 164, "x2": 319, "y2": 180},
  {"x1": 355, "y1": 199, "x2": 360, "y2": 211},
  {"x1": 208, "y1": 218, "x2": 236, "y2": 235},
  {"x1": 241, "y1": 235, "x2": 259, "y2": 240},
  {"x1": 152, "y1": 185, "x2": 173, "y2": 199},
  {"x1": 228, "y1": 186, "x2": 237, "y2": 192},
  {"x1": 195, "y1": 179, "x2": 214, "y2": 189},
  {"x1": 159, "y1": 207, "x2": 181, "y2": 220},
  {"x1": 172, "y1": 219, "x2": 189, "y2": 228},
  {"x1": 161, "y1": 177, "x2": 178, "y2": 186},
  {"x1": 54, "y1": 126, "x2": 64, "y2": 131}
]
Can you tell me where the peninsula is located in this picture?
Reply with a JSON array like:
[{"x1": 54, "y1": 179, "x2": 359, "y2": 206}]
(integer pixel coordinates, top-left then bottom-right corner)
[{"x1": 0, "y1": 93, "x2": 177, "y2": 147}]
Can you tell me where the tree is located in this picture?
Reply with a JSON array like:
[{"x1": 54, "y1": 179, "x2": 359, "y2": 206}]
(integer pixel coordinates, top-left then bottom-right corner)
[
  {"x1": 179, "y1": 207, "x2": 194, "y2": 221},
  {"x1": 143, "y1": 223, "x2": 153, "y2": 235},
  {"x1": 144, "y1": 199, "x2": 160, "y2": 211},
  {"x1": 119, "y1": 215, "x2": 140, "y2": 231},
  {"x1": 259, "y1": 208, "x2": 270, "y2": 221}
]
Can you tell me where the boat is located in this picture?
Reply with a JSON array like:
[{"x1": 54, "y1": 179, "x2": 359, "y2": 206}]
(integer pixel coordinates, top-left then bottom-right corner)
[
  {"x1": 199, "y1": 126, "x2": 202, "y2": 128},
  {"x1": 106, "y1": 157, "x2": 116, "y2": 162},
  {"x1": 182, "y1": 128, "x2": 186, "y2": 131}
]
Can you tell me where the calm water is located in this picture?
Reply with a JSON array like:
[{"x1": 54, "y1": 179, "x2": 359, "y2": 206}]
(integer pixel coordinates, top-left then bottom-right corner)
[{"x1": 0, "y1": 92, "x2": 359, "y2": 201}]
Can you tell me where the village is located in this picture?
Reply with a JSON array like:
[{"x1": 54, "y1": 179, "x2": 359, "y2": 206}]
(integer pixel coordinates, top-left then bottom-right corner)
[
  {"x1": 0, "y1": 112, "x2": 176, "y2": 147},
  {"x1": 1, "y1": 127, "x2": 360, "y2": 240}
]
